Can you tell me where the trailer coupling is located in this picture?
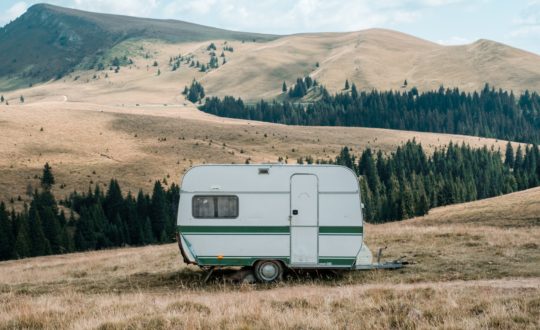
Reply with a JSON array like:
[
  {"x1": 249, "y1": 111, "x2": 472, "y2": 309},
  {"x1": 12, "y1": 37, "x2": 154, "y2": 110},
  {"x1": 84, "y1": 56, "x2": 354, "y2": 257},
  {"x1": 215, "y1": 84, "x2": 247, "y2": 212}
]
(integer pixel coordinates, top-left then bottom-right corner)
[{"x1": 355, "y1": 246, "x2": 407, "y2": 270}]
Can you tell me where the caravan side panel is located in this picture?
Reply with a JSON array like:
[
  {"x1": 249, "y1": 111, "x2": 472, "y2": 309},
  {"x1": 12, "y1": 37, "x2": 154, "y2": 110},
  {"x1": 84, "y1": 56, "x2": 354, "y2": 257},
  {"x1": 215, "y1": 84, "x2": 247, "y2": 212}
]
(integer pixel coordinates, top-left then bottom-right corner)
[{"x1": 178, "y1": 191, "x2": 291, "y2": 266}]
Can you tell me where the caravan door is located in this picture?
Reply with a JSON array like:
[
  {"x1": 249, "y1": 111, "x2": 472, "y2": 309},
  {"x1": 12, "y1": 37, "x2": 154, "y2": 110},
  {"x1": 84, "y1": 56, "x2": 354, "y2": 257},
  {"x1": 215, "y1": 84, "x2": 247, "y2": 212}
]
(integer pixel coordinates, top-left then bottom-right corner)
[{"x1": 290, "y1": 174, "x2": 318, "y2": 265}]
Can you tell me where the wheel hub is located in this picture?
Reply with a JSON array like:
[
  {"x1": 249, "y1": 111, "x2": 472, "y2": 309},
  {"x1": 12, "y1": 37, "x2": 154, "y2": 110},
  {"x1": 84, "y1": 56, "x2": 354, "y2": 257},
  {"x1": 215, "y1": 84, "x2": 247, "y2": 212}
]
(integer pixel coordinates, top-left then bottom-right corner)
[{"x1": 261, "y1": 263, "x2": 277, "y2": 279}]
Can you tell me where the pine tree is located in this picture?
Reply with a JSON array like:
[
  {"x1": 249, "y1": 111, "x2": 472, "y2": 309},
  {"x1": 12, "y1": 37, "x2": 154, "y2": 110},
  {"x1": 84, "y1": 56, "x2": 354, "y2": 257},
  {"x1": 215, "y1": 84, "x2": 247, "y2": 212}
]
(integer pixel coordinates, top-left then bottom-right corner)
[
  {"x1": 104, "y1": 179, "x2": 124, "y2": 222},
  {"x1": 0, "y1": 202, "x2": 14, "y2": 260},
  {"x1": 126, "y1": 193, "x2": 143, "y2": 245},
  {"x1": 515, "y1": 145, "x2": 524, "y2": 169},
  {"x1": 40, "y1": 207, "x2": 62, "y2": 254},
  {"x1": 335, "y1": 146, "x2": 356, "y2": 172},
  {"x1": 74, "y1": 206, "x2": 97, "y2": 251},
  {"x1": 344, "y1": 79, "x2": 349, "y2": 90},
  {"x1": 359, "y1": 149, "x2": 380, "y2": 193},
  {"x1": 28, "y1": 207, "x2": 51, "y2": 257},
  {"x1": 351, "y1": 83, "x2": 358, "y2": 99},
  {"x1": 400, "y1": 183, "x2": 415, "y2": 219},
  {"x1": 142, "y1": 216, "x2": 154, "y2": 244},
  {"x1": 41, "y1": 163, "x2": 55, "y2": 190},
  {"x1": 13, "y1": 216, "x2": 31, "y2": 259},
  {"x1": 186, "y1": 80, "x2": 205, "y2": 103},
  {"x1": 136, "y1": 190, "x2": 154, "y2": 243},
  {"x1": 282, "y1": 81, "x2": 287, "y2": 92},
  {"x1": 0, "y1": 95, "x2": 3, "y2": 102},
  {"x1": 59, "y1": 211, "x2": 73, "y2": 253},
  {"x1": 505, "y1": 142, "x2": 514, "y2": 167},
  {"x1": 150, "y1": 181, "x2": 169, "y2": 242}
]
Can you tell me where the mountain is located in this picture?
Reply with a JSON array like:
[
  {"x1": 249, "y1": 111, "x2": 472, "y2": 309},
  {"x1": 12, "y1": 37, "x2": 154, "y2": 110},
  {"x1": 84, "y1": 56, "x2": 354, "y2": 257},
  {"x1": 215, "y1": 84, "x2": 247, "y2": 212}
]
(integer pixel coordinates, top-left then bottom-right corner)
[
  {"x1": 0, "y1": 3, "x2": 275, "y2": 88},
  {"x1": 1, "y1": 4, "x2": 540, "y2": 95}
]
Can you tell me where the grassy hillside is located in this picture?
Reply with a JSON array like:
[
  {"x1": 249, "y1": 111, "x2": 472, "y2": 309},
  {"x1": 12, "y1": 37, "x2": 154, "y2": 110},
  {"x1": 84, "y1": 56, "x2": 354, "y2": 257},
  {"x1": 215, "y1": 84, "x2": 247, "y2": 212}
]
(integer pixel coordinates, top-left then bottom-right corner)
[
  {"x1": 0, "y1": 101, "x2": 523, "y2": 205},
  {"x1": 201, "y1": 29, "x2": 540, "y2": 98},
  {"x1": 0, "y1": 4, "x2": 275, "y2": 89},
  {"x1": 0, "y1": 187, "x2": 538, "y2": 328}
]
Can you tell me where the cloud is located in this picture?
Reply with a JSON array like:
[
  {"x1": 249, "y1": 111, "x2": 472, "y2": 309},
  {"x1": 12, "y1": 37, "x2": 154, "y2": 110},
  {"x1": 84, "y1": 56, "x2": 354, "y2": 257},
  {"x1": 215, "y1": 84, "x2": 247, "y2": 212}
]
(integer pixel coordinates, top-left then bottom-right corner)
[
  {"x1": 160, "y1": 0, "x2": 428, "y2": 34},
  {"x1": 0, "y1": 1, "x2": 28, "y2": 26},
  {"x1": 0, "y1": 0, "x2": 492, "y2": 35},
  {"x1": 509, "y1": 1, "x2": 540, "y2": 38}
]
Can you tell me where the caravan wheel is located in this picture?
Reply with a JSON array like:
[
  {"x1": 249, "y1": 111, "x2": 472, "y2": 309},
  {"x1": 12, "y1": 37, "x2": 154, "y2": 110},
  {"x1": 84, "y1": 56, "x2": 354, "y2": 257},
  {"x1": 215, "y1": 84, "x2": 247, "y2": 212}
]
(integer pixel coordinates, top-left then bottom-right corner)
[{"x1": 254, "y1": 260, "x2": 283, "y2": 283}]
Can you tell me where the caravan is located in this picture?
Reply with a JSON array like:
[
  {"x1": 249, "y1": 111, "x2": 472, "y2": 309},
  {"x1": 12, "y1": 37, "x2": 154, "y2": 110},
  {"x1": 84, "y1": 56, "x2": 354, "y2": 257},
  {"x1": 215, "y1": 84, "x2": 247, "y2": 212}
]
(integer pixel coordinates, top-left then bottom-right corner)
[{"x1": 176, "y1": 164, "x2": 398, "y2": 282}]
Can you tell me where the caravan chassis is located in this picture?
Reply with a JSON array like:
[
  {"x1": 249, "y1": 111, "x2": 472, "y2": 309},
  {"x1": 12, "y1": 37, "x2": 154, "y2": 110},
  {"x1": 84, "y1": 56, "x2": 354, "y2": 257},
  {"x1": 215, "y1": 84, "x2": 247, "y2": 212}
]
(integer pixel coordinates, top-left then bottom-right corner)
[{"x1": 175, "y1": 232, "x2": 404, "y2": 283}]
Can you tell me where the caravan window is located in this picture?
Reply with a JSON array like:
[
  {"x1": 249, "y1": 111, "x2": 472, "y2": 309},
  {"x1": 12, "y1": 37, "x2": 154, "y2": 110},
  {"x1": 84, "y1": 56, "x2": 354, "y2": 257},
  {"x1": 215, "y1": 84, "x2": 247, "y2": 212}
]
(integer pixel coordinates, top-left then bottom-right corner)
[{"x1": 192, "y1": 195, "x2": 239, "y2": 218}]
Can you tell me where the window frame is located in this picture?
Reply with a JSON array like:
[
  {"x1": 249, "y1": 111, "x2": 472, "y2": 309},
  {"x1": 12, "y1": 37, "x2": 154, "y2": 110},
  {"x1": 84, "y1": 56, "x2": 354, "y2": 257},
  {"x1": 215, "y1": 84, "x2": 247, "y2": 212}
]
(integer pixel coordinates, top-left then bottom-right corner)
[{"x1": 192, "y1": 195, "x2": 239, "y2": 219}]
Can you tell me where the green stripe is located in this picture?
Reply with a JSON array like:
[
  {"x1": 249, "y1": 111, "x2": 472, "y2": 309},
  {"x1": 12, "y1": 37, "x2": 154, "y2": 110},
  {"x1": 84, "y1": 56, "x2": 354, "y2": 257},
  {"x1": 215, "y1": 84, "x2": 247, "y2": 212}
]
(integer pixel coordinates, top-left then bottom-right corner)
[
  {"x1": 197, "y1": 256, "x2": 355, "y2": 267},
  {"x1": 318, "y1": 257, "x2": 356, "y2": 266},
  {"x1": 319, "y1": 226, "x2": 363, "y2": 235},
  {"x1": 178, "y1": 226, "x2": 362, "y2": 235},
  {"x1": 179, "y1": 226, "x2": 290, "y2": 235},
  {"x1": 197, "y1": 256, "x2": 290, "y2": 266}
]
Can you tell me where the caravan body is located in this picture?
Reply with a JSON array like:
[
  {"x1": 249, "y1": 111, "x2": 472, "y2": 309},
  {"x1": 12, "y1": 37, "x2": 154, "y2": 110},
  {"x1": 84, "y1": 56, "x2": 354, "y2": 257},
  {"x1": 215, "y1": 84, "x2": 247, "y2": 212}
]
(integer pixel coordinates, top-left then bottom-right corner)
[{"x1": 176, "y1": 164, "x2": 373, "y2": 281}]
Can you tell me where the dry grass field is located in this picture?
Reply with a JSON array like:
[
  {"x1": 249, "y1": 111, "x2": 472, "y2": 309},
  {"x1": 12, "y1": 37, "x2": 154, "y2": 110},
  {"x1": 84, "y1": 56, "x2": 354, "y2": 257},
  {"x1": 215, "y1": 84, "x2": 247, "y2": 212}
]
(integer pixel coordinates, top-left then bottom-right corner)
[
  {"x1": 0, "y1": 100, "x2": 520, "y2": 204},
  {"x1": 0, "y1": 187, "x2": 538, "y2": 329}
]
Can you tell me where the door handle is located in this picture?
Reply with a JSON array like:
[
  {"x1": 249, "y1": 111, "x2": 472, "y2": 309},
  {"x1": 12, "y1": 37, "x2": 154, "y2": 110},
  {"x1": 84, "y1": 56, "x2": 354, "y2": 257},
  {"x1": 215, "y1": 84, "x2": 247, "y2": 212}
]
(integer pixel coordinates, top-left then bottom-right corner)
[{"x1": 292, "y1": 210, "x2": 299, "y2": 215}]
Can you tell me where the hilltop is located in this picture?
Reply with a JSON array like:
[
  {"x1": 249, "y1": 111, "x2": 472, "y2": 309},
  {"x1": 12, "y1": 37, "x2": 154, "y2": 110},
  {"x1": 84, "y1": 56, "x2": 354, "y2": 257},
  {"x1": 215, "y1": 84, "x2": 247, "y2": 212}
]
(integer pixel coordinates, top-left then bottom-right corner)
[{"x1": 0, "y1": 3, "x2": 275, "y2": 89}]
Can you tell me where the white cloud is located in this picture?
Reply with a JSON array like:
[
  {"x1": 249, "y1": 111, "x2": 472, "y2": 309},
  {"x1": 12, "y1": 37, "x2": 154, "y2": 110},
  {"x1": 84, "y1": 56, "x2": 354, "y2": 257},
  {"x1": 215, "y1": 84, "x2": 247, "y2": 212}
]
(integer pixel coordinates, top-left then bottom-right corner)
[
  {"x1": 160, "y1": 0, "x2": 428, "y2": 33},
  {"x1": 510, "y1": 25, "x2": 540, "y2": 38},
  {"x1": 0, "y1": 0, "x2": 497, "y2": 37},
  {"x1": 510, "y1": 1, "x2": 540, "y2": 38},
  {"x1": 0, "y1": 1, "x2": 28, "y2": 26}
]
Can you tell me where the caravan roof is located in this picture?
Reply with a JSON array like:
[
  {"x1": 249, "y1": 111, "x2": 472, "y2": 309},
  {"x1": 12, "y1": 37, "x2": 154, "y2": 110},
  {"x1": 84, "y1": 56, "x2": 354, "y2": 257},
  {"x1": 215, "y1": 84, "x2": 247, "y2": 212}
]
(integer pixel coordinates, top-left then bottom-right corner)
[{"x1": 181, "y1": 164, "x2": 359, "y2": 193}]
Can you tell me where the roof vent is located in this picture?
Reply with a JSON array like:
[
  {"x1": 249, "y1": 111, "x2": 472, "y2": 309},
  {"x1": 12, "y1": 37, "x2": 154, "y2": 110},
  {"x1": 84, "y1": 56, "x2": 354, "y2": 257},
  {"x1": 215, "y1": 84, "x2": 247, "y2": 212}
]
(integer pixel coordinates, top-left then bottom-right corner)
[{"x1": 258, "y1": 168, "x2": 270, "y2": 175}]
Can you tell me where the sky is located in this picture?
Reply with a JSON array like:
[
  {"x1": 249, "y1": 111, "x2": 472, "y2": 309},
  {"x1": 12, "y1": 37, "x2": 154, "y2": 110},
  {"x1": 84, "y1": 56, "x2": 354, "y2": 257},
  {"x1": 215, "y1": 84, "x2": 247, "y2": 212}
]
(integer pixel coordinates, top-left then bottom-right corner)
[{"x1": 0, "y1": 0, "x2": 539, "y2": 55}]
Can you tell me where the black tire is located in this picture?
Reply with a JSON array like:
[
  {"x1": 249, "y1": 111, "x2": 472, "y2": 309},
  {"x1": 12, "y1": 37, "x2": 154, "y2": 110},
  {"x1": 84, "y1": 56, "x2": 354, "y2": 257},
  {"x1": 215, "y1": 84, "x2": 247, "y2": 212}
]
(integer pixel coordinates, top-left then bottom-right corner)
[{"x1": 253, "y1": 260, "x2": 283, "y2": 283}]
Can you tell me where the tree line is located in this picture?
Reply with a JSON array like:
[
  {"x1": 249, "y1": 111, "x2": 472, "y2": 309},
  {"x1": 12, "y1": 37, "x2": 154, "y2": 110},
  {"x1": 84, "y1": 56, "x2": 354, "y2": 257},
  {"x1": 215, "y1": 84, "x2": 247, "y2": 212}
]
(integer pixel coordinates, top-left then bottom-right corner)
[
  {"x1": 2, "y1": 140, "x2": 539, "y2": 260},
  {"x1": 200, "y1": 84, "x2": 540, "y2": 144},
  {"x1": 299, "y1": 140, "x2": 540, "y2": 223},
  {"x1": 0, "y1": 164, "x2": 178, "y2": 261}
]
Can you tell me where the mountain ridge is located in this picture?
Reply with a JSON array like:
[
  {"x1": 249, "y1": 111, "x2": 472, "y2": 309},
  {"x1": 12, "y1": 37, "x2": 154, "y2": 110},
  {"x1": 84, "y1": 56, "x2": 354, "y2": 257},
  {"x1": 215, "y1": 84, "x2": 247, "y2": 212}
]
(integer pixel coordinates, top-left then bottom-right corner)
[
  {"x1": 0, "y1": 3, "x2": 276, "y2": 88},
  {"x1": 0, "y1": 4, "x2": 539, "y2": 94}
]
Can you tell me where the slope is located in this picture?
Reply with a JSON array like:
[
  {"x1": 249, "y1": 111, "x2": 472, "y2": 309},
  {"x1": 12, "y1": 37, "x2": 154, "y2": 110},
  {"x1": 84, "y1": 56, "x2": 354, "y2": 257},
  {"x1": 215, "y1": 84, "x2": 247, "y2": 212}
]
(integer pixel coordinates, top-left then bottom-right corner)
[
  {"x1": 0, "y1": 100, "x2": 523, "y2": 204},
  {"x1": 202, "y1": 29, "x2": 540, "y2": 98},
  {"x1": 0, "y1": 186, "x2": 538, "y2": 328}
]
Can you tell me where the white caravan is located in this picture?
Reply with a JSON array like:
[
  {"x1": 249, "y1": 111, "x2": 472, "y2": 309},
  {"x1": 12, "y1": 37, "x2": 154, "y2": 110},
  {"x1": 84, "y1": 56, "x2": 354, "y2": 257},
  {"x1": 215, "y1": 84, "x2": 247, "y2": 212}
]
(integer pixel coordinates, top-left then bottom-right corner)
[{"x1": 176, "y1": 164, "x2": 399, "y2": 282}]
